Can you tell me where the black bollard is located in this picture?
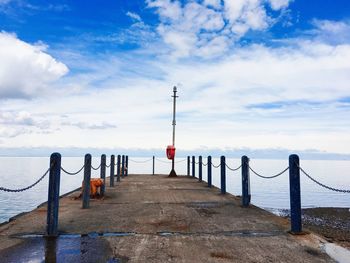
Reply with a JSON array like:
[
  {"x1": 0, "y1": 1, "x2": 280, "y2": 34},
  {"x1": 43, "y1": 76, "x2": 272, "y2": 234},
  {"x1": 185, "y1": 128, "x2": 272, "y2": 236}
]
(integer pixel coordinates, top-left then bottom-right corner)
[
  {"x1": 46, "y1": 152, "x2": 61, "y2": 236},
  {"x1": 199, "y1": 156, "x2": 202, "y2": 182},
  {"x1": 117, "y1": 155, "x2": 121, "y2": 182},
  {"x1": 187, "y1": 156, "x2": 190, "y2": 176},
  {"x1": 122, "y1": 155, "x2": 125, "y2": 177},
  {"x1": 207, "y1": 156, "x2": 212, "y2": 187},
  {"x1": 110, "y1": 155, "x2": 115, "y2": 187},
  {"x1": 241, "y1": 156, "x2": 251, "y2": 207},
  {"x1": 192, "y1": 156, "x2": 195, "y2": 177},
  {"x1": 289, "y1": 154, "x2": 302, "y2": 234},
  {"x1": 82, "y1": 154, "x2": 92, "y2": 209},
  {"x1": 220, "y1": 156, "x2": 226, "y2": 194},
  {"x1": 126, "y1": 156, "x2": 129, "y2": 176},
  {"x1": 100, "y1": 154, "x2": 106, "y2": 196}
]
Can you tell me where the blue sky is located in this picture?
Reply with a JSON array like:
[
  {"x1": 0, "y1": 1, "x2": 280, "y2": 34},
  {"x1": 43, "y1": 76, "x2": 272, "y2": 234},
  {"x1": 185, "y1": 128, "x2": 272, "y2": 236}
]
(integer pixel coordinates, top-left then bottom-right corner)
[{"x1": 1, "y1": 0, "x2": 350, "y2": 157}]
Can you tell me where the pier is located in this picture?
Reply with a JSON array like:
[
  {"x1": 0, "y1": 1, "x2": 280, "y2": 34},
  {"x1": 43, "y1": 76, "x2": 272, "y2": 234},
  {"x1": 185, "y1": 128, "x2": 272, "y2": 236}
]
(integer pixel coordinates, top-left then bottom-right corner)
[{"x1": 0, "y1": 160, "x2": 338, "y2": 262}]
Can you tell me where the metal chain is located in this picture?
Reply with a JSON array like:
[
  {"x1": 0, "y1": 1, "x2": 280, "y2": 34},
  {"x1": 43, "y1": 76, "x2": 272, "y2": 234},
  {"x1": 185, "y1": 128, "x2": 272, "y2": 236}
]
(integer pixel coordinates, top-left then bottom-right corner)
[
  {"x1": 299, "y1": 165, "x2": 350, "y2": 193},
  {"x1": 212, "y1": 163, "x2": 221, "y2": 168},
  {"x1": 155, "y1": 158, "x2": 171, "y2": 163},
  {"x1": 91, "y1": 164, "x2": 101, "y2": 171},
  {"x1": 105, "y1": 163, "x2": 111, "y2": 168},
  {"x1": 248, "y1": 165, "x2": 289, "y2": 179},
  {"x1": 202, "y1": 162, "x2": 208, "y2": 166},
  {"x1": 175, "y1": 158, "x2": 187, "y2": 163},
  {"x1": 129, "y1": 158, "x2": 153, "y2": 163},
  {"x1": 225, "y1": 163, "x2": 242, "y2": 172},
  {"x1": 0, "y1": 167, "x2": 50, "y2": 192},
  {"x1": 61, "y1": 164, "x2": 85, "y2": 175}
]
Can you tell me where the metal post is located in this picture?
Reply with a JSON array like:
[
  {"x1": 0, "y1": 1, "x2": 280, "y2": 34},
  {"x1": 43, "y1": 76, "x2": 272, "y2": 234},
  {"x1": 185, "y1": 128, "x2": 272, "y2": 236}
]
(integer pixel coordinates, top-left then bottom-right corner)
[
  {"x1": 82, "y1": 154, "x2": 92, "y2": 209},
  {"x1": 207, "y1": 156, "x2": 212, "y2": 187},
  {"x1": 122, "y1": 155, "x2": 125, "y2": 177},
  {"x1": 199, "y1": 156, "x2": 202, "y2": 182},
  {"x1": 152, "y1": 156, "x2": 155, "y2": 175},
  {"x1": 289, "y1": 154, "x2": 302, "y2": 234},
  {"x1": 192, "y1": 156, "x2": 195, "y2": 177},
  {"x1": 220, "y1": 156, "x2": 226, "y2": 194},
  {"x1": 241, "y1": 156, "x2": 251, "y2": 207},
  {"x1": 46, "y1": 152, "x2": 61, "y2": 236},
  {"x1": 126, "y1": 156, "x2": 129, "y2": 176},
  {"x1": 117, "y1": 155, "x2": 121, "y2": 182},
  {"x1": 110, "y1": 155, "x2": 115, "y2": 187},
  {"x1": 100, "y1": 154, "x2": 106, "y2": 196},
  {"x1": 169, "y1": 86, "x2": 178, "y2": 177},
  {"x1": 187, "y1": 156, "x2": 190, "y2": 176}
]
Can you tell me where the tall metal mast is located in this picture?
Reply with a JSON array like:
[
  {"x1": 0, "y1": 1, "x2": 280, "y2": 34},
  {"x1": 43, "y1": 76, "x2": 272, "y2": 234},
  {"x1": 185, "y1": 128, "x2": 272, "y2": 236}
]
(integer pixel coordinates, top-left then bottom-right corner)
[
  {"x1": 169, "y1": 86, "x2": 178, "y2": 177},
  {"x1": 172, "y1": 86, "x2": 178, "y2": 146}
]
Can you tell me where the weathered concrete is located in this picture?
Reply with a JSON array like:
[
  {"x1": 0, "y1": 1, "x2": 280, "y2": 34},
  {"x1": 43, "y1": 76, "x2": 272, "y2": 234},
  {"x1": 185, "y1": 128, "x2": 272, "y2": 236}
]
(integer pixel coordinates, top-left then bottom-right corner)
[{"x1": 0, "y1": 174, "x2": 335, "y2": 262}]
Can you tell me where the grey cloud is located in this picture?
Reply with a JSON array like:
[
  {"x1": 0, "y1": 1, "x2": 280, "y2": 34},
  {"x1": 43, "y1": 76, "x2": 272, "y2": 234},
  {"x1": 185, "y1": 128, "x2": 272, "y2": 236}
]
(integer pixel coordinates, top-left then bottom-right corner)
[
  {"x1": 62, "y1": 121, "x2": 117, "y2": 130},
  {"x1": 0, "y1": 111, "x2": 51, "y2": 129}
]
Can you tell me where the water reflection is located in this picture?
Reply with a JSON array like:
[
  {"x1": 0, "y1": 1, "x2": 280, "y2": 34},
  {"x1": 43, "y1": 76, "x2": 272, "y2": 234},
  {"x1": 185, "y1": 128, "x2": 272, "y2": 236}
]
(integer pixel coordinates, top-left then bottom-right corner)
[
  {"x1": 45, "y1": 237, "x2": 57, "y2": 263},
  {"x1": 0, "y1": 235, "x2": 115, "y2": 263}
]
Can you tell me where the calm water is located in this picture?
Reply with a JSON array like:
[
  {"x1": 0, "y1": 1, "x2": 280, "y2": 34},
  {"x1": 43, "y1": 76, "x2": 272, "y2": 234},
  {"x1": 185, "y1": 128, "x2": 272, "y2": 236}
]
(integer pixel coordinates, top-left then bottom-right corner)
[{"x1": 1, "y1": 157, "x2": 349, "y2": 223}]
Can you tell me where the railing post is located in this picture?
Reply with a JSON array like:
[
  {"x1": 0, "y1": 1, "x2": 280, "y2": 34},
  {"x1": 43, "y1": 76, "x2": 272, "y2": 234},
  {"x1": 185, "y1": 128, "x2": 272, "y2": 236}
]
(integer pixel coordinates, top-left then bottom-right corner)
[
  {"x1": 117, "y1": 155, "x2": 121, "y2": 182},
  {"x1": 207, "y1": 156, "x2": 212, "y2": 187},
  {"x1": 46, "y1": 152, "x2": 61, "y2": 236},
  {"x1": 199, "y1": 156, "x2": 202, "y2": 182},
  {"x1": 152, "y1": 156, "x2": 155, "y2": 175},
  {"x1": 241, "y1": 156, "x2": 251, "y2": 207},
  {"x1": 220, "y1": 156, "x2": 226, "y2": 194},
  {"x1": 122, "y1": 155, "x2": 125, "y2": 177},
  {"x1": 100, "y1": 154, "x2": 106, "y2": 196},
  {"x1": 192, "y1": 156, "x2": 195, "y2": 177},
  {"x1": 110, "y1": 155, "x2": 115, "y2": 187},
  {"x1": 187, "y1": 156, "x2": 190, "y2": 176},
  {"x1": 289, "y1": 154, "x2": 302, "y2": 234},
  {"x1": 126, "y1": 156, "x2": 129, "y2": 176},
  {"x1": 82, "y1": 154, "x2": 92, "y2": 209}
]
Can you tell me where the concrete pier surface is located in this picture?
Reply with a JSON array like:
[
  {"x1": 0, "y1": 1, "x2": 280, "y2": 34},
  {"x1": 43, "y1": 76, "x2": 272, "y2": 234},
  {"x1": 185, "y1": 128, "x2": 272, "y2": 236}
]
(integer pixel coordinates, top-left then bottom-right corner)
[{"x1": 0, "y1": 174, "x2": 338, "y2": 262}]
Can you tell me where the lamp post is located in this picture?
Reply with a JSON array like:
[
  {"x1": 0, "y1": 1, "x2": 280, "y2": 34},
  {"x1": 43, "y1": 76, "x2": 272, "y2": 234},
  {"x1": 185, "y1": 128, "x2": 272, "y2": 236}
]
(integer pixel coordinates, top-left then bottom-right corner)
[{"x1": 169, "y1": 86, "x2": 178, "y2": 177}]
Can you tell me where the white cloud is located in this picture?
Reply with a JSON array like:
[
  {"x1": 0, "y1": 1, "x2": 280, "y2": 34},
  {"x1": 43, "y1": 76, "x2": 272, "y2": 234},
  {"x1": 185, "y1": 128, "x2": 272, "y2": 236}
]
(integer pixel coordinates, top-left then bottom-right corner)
[
  {"x1": 203, "y1": 0, "x2": 221, "y2": 9},
  {"x1": 268, "y1": 0, "x2": 291, "y2": 10},
  {"x1": 126, "y1": 11, "x2": 142, "y2": 22},
  {"x1": 310, "y1": 19, "x2": 350, "y2": 44},
  {"x1": 1, "y1": 11, "x2": 349, "y2": 154},
  {"x1": 0, "y1": 111, "x2": 50, "y2": 129},
  {"x1": 0, "y1": 31, "x2": 69, "y2": 99},
  {"x1": 147, "y1": 0, "x2": 293, "y2": 58},
  {"x1": 62, "y1": 121, "x2": 117, "y2": 130}
]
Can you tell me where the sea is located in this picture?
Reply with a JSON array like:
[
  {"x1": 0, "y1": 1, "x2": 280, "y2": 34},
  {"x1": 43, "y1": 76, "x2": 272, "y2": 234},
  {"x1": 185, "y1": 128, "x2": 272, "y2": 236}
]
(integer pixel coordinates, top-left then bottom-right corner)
[{"x1": 1, "y1": 156, "x2": 349, "y2": 224}]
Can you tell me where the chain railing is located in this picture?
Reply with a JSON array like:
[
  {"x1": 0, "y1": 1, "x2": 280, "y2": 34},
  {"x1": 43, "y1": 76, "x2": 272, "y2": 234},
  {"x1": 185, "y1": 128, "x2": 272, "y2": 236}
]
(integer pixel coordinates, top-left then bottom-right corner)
[
  {"x1": 129, "y1": 158, "x2": 153, "y2": 163},
  {"x1": 249, "y1": 165, "x2": 289, "y2": 179},
  {"x1": 0, "y1": 167, "x2": 51, "y2": 193},
  {"x1": 91, "y1": 164, "x2": 102, "y2": 171},
  {"x1": 155, "y1": 158, "x2": 170, "y2": 163},
  {"x1": 61, "y1": 164, "x2": 85, "y2": 175},
  {"x1": 225, "y1": 163, "x2": 242, "y2": 172},
  {"x1": 212, "y1": 162, "x2": 221, "y2": 168},
  {"x1": 175, "y1": 158, "x2": 187, "y2": 163},
  {"x1": 298, "y1": 165, "x2": 350, "y2": 193}
]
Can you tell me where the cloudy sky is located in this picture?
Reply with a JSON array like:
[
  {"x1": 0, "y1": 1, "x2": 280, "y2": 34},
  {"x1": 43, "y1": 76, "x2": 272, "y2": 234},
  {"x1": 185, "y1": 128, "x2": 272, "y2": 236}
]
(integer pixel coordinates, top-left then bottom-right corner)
[{"x1": 0, "y1": 0, "x2": 350, "y2": 157}]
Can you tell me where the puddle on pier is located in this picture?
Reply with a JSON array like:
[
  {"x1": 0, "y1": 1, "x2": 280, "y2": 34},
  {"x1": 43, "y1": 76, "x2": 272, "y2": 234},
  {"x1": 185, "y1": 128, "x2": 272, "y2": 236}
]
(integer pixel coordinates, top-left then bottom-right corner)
[{"x1": 0, "y1": 233, "x2": 132, "y2": 263}]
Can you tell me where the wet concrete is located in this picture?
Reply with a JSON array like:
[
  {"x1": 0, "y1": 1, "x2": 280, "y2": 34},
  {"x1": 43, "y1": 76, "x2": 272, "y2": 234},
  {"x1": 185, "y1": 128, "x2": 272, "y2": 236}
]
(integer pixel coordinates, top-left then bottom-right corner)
[
  {"x1": 0, "y1": 235, "x2": 116, "y2": 263},
  {"x1": 0, "y1": 174, "x2": 338, "y2": 262}
]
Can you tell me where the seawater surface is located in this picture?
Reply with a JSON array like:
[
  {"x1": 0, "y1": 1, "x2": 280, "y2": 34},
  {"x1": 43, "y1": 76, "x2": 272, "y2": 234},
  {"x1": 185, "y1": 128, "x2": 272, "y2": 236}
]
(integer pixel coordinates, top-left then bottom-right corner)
[{"x1": 0, "y1": 156, "x2": 349, "y2": 224}]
